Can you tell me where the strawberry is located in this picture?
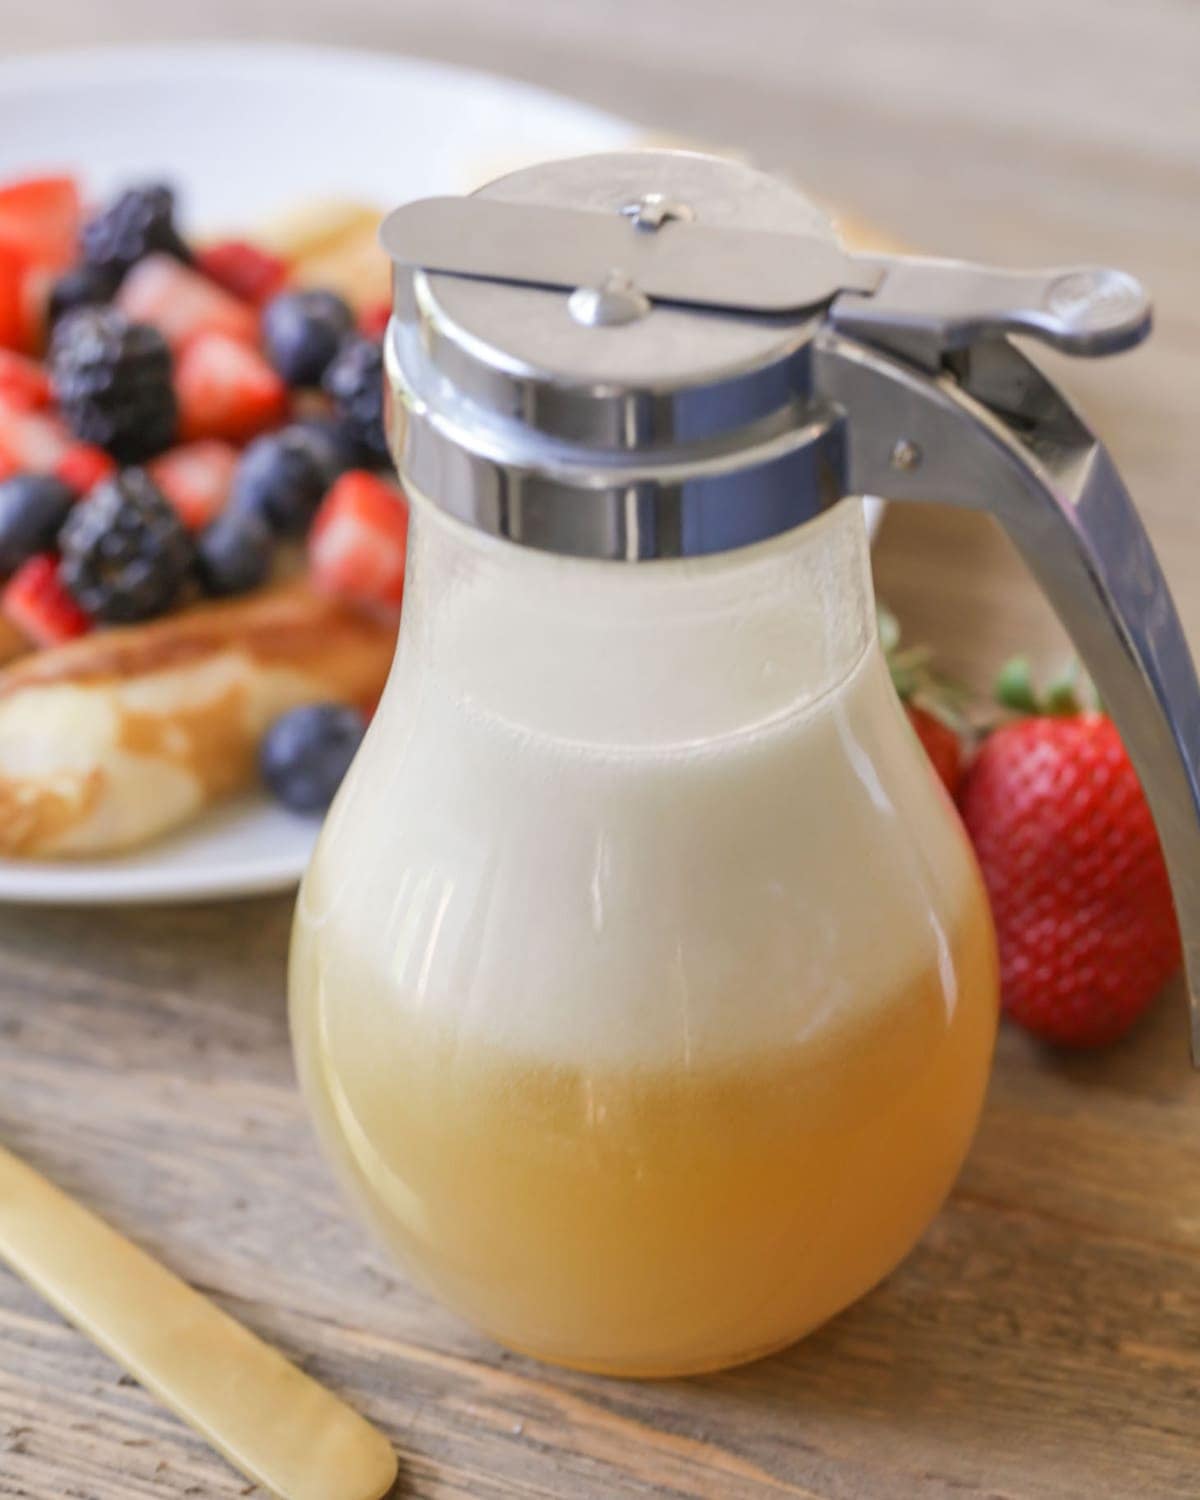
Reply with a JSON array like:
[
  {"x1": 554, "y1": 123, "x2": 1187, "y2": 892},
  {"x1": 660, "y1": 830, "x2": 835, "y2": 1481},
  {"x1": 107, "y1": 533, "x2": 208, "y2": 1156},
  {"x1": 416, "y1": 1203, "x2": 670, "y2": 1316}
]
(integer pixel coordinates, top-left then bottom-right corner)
[
  {"x1": 358, "y1": 299, "x2": 391, "y2": 340},
  {"x1": 309, "y1": 470, "x2": 408, "y2": 610},
  {"x1": 960, "y1": 662, "x2": 1180, "y2": 1047},
  {"x1": 149, "y1": 440, "x2": 238, "y2": 530},
  {"x1": 879, "y1": 606, "x2": 968, "y2": 797},
  {"x1": 0, "y1": 349, "x2": 52, "y2": 410},
  {"x1": 0, "y1": 397, "x2": 70, "y2": 473},
  {"x1": 0, "y1": 176, "x2": 81, "y2": 270},
  {"x1": 117, "y1": 253, "x2": 259, "y2": 352},
  {"x1": 906, "y1": 704, "x2": 963, "y2": 797},
  {"x1": 0, "y1": 242, "x2": 26, "y2": 352},
  {"x1": 54, "y1": 443, "x2": 116, "y2": 497},
  {"x1": 196, "y1": 240, "x2": 290, "y2": 307},
  {"x1": 2, "y1": 552, "x2": 92, "y2": 646},
  {"x1": 18, "y1": 262, "x2": 54, "y2": 354},
  {"x1": 175, "y1": 332, "x2": 288, "y2": 444}
]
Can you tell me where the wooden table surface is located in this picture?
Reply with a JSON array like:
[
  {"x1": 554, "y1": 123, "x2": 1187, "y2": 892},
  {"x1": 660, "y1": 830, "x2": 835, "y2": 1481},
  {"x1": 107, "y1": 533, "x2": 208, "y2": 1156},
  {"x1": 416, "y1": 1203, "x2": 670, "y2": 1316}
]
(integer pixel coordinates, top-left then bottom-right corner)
[{"x1": 2, "y1": 5, "x2": 1200, "y2": 1498}]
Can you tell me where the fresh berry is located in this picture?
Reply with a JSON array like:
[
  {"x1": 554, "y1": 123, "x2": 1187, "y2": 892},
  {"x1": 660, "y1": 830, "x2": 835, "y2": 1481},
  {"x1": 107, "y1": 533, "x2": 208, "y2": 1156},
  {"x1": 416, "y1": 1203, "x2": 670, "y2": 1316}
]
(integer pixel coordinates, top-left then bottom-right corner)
[
  {"x1": 2, "y1": 552, "x2": 92, "y2": 646},
  {"x1": 309, "y1": 470, "x2": 408, "y2": 609},
  {"x1": 0, "y1": 475, "x2": 75, "y2": 574},
  {"x1": 260, "y1": 702, "x2": 366, "y2": 813},
  {"x1": 879, "y1": 606, "x2": 968, "y2": 797},
  {"x1": 196, "y1": 508, "x2": 273, "y2": 598},
  {"x1": 59, "y1": 469, "x2": 194, "y2": 623},
  {"x1": 19, "y1": 265, "x2": 54, "y2": 356},
  {"x1": 262, "y1": 289, "x2": 354, "y2": 386},
  {"x1": 0, "y1": 176, "x2": 81, "y2": 270},
  {"x1": 291, "y1": 414, "x2": 354, "y2": 481},
  {"x1": 51, "y1": 307, "x2": 177, "y2": 462},
  {"x1": 54, "y1": 443, "x2": 117, "y2": 496},
  {"x1": 175, "y1": 332, "x2": 287, "y2": 444},
  {"x1": 150, "y1": 440, "x2": 238, "y2": 531},
  {"x1": 321, "y1": 336, "x2": 388, "y2": 466},
  {"x1": 906, "y1": 704, "x2": 964, "y2": 797},
  {"x1": 80, "y1": 183, "x2": 191, "y2": 280},
  {"x1": 0, "y1": 243, "x2": 26, "y2": 352},
  {"x1": 230, "y1": 426, "x2": 332, "y2": 537},
  {"x1": 47, "y1": 261, "x2": 121, "y2": 329},
  {"x1": 197, "y1": 240, "x2": 289, "y2": 307},
  {"x1": 358, "y1": 299, "x2": 391, "y2": 339},
  {"x1": 0, "y1": 349, "x2": 52, "y2": 410},
  {"x1": 0, "y1": 397, "x2": 71, "y2": 473},
  {"x1": 117, "y1": 253, "x2": 258, "y2": 354},
  {"x1": 961, "y1": 710, "x2": 1180, "y2": 1048}
]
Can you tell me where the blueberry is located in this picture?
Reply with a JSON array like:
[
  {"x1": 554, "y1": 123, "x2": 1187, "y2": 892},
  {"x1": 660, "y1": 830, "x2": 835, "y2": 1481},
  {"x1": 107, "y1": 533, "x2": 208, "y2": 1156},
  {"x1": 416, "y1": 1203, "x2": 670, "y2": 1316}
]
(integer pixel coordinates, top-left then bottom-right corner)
[
  {"x1": 262, "y1": 289, "x2": 354, "y2": 387},
  {"x1": 196, "y1": 509, "x2": 273, "y2": 597},
  {"x1": 0, "y1": 475, "x2": 76, "y2": 575},
  {"x1": 290, "y1": 415, "x2": 355, "y2": 483},
  {"x1": 229, "y1": 427, "x2": 332, "y2": 537},
  {"x1": 260, "y1": 703, "x2": 366, "y2": 813},
  {"x1": 322, "y1": 336, "x2": 389, "y2": 467}
]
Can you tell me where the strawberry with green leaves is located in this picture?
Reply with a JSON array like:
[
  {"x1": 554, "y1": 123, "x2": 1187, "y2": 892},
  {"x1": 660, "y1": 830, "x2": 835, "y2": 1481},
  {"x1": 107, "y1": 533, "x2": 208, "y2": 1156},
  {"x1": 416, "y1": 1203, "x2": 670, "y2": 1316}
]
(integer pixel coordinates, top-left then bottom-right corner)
[
  {"x1": 960, "y1": 659, "x2": 1180, "y2": 1047},
  {"x1": 879, "y1": 606, "x2": 969, "y2": 798}
]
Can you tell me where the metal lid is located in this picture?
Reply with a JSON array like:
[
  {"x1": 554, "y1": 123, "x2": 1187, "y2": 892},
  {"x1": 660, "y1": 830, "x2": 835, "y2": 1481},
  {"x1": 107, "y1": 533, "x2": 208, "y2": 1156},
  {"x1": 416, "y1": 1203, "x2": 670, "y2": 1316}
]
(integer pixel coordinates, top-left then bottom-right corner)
[{"x1": 383, "y1": 151, "x2": 849, "y2": 560}]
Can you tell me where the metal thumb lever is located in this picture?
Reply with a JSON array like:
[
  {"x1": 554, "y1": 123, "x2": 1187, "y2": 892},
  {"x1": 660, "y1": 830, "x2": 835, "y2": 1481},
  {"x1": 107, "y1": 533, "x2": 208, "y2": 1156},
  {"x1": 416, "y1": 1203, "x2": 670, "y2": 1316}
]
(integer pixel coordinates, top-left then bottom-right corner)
[
  {"x1": 831, "y1": 259, "x2": 1153, "y2": 365},
  {"x1": 816, "y1": 331, "x2": 1200, "y2": 1062}
]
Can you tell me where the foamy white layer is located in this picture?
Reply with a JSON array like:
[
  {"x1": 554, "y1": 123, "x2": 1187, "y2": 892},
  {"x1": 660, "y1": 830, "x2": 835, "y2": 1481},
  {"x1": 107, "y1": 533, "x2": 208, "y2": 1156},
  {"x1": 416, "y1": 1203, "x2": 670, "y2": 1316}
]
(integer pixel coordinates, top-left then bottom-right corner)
[{"x1": 295, "y1": 643, "x2": 980, "y2": 1068}]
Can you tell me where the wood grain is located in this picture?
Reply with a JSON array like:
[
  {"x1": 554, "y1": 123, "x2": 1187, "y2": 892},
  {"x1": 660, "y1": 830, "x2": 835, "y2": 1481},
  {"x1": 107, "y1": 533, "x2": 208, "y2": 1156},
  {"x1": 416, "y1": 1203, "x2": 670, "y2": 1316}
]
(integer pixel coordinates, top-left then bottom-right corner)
[{"x1": 2, "y1": 3, "x2": 1200, "y2": 1496}]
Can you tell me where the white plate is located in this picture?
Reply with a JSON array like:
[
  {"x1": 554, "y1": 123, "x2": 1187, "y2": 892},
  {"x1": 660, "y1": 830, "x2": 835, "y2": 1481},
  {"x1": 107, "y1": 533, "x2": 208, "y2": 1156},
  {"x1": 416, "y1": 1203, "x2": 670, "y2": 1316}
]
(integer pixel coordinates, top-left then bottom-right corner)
[
  {"x1": 0, "y1": 42, "x2": 639, "y2": 905},
  {"x1": 0, "y1": 44, "x2": 881, "y2": 906}
]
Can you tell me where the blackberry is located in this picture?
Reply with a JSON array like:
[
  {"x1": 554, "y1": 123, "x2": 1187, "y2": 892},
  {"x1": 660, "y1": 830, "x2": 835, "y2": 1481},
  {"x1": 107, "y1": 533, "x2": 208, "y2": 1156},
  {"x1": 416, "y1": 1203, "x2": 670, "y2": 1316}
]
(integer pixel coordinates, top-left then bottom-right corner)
[
  {"x1": 47, "y1": 263, "x2": 121, "y2": 329},
  {"x1": 321, "y1": 337, "x2": 389, "y2": 467},
  {"x1": 51, "y1": 307, "x2": 177, "y2": 463},
  {"x1": 81, "y1": 183, "x2": 192, "y2": 280},
  {"x1": 60, "y1": 470, "x2": 195, "y2": 623}
]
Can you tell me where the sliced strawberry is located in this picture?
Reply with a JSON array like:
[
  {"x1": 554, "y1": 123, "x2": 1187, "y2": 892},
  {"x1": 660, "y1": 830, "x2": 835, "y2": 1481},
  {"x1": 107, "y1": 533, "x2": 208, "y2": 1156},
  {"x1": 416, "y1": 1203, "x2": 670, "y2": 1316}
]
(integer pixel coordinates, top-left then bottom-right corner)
[
  {"x1": 358, "y1": 299, "x2": 391, "y2": 339},
  {"x1": 149, "y1": 440, "x2": 238, "y2": 529},
  {"x1": 0, "y1": 176, "x2": 81, "y2": 270},
  {"x1": 18, "y1": 262, "x2": 53, "y2": 355},
  {"x1": 54, "y1": 443, "x2": 116, "y2": 497},
  {"x1": 175, "y1": 332, "x2": 288, "y2": 443},
  {"x1": 117, "y1": 253, "x2": 258, "y2": 352},
  {"x1": 0, "y1": 397, "x2": 71, "y2": 473},
  {"x1": 0, "y1": 349, "x2": 52, "y2": 410},
  {"x1": 197, "y1": 240, "x2": 290, "y2": 307},
  {"x1": 309, "y1": 470, "x2": 408, "y2": 610},
  {"x1": 2, "y1": 552, "x2": 92, "y2": 646},
  {"x1": 0, "y1": 242, "x2": 26, "y2": 353}
]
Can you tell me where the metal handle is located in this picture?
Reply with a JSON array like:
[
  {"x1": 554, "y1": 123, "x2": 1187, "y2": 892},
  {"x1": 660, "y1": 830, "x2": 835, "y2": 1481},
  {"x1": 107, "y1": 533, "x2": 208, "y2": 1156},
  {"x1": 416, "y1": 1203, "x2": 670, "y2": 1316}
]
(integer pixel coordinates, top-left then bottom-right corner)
[
  {"x1": 815, "y1": 331, "x2": 1200, "y2": 1061},
  {"x1": 831, "y1": 259, "x2": 1152, "y2": 365}
]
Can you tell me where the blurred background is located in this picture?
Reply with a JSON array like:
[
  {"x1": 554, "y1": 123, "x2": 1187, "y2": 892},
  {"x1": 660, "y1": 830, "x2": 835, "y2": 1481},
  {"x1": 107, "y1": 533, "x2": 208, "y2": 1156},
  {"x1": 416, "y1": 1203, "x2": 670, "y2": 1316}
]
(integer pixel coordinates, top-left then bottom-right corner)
[{"x1": 4, "y1": 0, "x2": 1198, "y2": 681}]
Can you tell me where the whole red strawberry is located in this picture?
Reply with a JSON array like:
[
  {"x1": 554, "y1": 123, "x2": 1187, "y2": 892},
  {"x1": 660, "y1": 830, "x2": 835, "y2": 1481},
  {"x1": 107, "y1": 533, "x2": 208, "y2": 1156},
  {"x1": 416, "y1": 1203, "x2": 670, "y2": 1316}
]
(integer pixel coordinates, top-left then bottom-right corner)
[
  {"x1": 906, "y1": 704, "x2": 963, "y2": 798},
  {"x1": 960, "y1": 701, "x2": 1180, "y2": 1047},
  {"x1": 878, "y1": 606, "x2": 967, "y2": 798}
]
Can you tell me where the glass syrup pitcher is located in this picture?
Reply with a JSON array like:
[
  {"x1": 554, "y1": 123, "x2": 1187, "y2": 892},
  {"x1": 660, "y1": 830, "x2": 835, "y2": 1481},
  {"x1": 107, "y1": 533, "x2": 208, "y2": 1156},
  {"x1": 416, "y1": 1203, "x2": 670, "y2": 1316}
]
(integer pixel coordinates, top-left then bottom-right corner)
[{"x1": 289, "y1": 151, "x2": 1200, "y2": 1378}]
